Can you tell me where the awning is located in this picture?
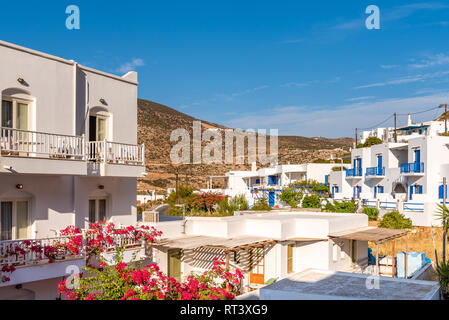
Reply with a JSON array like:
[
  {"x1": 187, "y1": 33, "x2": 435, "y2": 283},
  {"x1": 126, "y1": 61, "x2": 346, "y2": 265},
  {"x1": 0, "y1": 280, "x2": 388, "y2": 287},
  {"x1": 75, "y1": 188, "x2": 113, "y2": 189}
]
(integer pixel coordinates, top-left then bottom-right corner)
[
  {"x1": 154, "y1": 235, "x2": 277, "y2": 251},
  {"x1": 328, "y1": 226, "x2": 408, "y2": 244}
]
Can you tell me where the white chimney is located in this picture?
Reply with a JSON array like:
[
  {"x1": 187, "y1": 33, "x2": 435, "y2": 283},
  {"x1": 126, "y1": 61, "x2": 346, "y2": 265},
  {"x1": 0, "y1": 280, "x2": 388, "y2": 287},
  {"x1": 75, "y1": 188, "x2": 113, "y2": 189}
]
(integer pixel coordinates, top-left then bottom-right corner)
[
  {"x1": 407, "y1": 113, "x2": 413, "y2": 126},
  {"x1": 251, "y1": 162, "x2": 257, "y2": 172}
]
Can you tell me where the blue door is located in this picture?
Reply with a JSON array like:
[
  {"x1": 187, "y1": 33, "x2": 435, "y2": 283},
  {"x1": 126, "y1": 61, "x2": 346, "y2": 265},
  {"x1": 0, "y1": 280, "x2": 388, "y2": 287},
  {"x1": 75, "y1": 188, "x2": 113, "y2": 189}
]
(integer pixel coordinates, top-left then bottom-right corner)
[
  {"x1": 268, "y1": 192, "x2": 275, "y2": 207},
  {"x1": 409, "y1": 186, "x2": 414, "y2": 200},
  {"x1": 440, "y1": 185, "x2": 448, "y2": 199},
  {"x1": 374, "y1": 186, "x2": 377, "y2": 198},
  {"x1": 414, "y1": 149, "x2": 421, "y2": 172},
  {"x1": 377, "y1": 155, "x2": 383, "y2": 174}
]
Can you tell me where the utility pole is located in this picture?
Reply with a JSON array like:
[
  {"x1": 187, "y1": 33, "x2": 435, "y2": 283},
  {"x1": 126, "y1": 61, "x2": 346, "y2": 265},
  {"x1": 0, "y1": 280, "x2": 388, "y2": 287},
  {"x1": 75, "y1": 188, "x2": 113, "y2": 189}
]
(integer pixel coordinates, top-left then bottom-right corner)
[
  {"x1": 394, "y1": 112, "x2": 397, "y2": 143},
  {"x1": 441, "y1": 104, "x2": 448, "y2": 134},
  {"x1": 355, "y1": 128, "x2": 358, "y2": 148}
]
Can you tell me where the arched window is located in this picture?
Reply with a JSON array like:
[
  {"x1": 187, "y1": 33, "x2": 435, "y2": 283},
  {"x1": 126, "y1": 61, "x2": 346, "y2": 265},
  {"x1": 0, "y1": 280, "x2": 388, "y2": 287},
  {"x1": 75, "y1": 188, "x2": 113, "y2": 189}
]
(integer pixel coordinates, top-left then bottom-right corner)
[{"x1": 1, "y1": 88, "x2": 34, "y2": 131}]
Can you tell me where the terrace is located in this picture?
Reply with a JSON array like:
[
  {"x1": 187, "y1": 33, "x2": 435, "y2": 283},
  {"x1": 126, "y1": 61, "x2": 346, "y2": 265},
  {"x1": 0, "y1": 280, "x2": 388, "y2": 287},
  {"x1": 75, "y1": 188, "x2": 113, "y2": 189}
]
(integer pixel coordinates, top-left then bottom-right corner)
[
  {"x1": 346, "y1": 168, "x2": 363, "y2": 179},
  {"x1": 0, "y1": 127, "x2": 145, "y2": 176},
  {"x1": 400, "y1": 162, "x2": 425, "y2": 175},
  {"x1": 0, "y1": 227, "x2": 149, "y2": 286},
  {"x1": 365, "y1": 166, "x2": 385, "y2": 178}
]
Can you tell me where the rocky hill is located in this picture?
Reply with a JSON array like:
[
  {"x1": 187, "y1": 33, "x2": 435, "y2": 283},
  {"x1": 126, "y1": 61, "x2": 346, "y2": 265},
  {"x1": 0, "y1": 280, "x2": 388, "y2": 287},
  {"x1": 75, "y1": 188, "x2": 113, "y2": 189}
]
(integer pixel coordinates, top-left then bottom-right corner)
[{"x1": 137, "y1": 99, "x2": 353, "y2": 193}]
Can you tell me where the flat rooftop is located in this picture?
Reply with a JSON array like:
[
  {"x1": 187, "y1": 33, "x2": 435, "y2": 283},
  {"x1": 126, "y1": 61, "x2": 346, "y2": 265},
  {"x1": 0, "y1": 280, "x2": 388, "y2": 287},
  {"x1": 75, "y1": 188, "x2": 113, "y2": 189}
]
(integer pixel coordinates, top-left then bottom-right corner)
[{"x1": 260, "y1": 269, "x2": 440, "y2": 300}]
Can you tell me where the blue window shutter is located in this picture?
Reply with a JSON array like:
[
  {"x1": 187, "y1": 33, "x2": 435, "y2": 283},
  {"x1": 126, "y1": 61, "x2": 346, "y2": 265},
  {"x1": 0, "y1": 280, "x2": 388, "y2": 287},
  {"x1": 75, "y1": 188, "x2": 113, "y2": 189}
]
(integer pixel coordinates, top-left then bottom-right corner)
[{"x1": 440, "y1": 185, "x2": 444, "y2": 199}]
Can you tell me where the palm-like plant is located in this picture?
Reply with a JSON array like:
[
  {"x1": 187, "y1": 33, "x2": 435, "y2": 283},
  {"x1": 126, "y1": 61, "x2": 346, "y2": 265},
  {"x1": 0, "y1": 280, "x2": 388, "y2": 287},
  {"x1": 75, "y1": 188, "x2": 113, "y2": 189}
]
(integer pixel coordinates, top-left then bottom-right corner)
[
  {"x1": 436, "y1": 260, "x2": 449, "y2": 299},
  {"x1": 435, "y1": 205, "x2": 449, "y2": 299}
]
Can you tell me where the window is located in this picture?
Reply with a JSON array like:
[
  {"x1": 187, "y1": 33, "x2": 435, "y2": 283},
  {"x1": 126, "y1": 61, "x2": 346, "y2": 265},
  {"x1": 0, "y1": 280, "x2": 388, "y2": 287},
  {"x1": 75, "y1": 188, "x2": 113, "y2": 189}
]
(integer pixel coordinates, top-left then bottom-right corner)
[
  {"x1": 88, "y1": 199, "x2": 107, "y2": 223},
  {"x1": 1, "y1": 98, "x2": 30, "y2": 130},
  {"x1": 0, "y1": 200, "x2": 30, "y2": 240}
]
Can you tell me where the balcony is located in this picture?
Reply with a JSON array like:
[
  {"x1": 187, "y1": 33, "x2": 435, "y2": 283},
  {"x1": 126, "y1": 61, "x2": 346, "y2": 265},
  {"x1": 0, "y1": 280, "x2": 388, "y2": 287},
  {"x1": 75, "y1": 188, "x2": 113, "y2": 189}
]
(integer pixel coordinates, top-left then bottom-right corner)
[
  {"x1": 346, "y1": 168, "x2": 363, "y2": 179},
  {"x1": 87, "y1": 140, "x2": 145, "y2": 177},
  {"x1": 0, "y1": 127, "x2": 146, "y2": 177},
  {"x1": 0, "y1": 236, "x2": 85, "y2": 287},
  {"x1": 0, "y1": 127, "x2": 87, "y2": 175},
  {"x1": 365, "y1": 167, "x2": 385, "y2": 178},
  {"x1": 0, "y1": 229, "x2": 148, "y2": 286},
  {"x1": 400, "y1": 162, "x2": 424, "y2": 175}
]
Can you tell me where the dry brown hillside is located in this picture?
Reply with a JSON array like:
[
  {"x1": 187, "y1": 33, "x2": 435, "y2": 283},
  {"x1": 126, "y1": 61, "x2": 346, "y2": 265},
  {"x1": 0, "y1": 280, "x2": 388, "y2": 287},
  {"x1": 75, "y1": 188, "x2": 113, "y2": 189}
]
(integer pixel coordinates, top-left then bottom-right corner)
[{"x1": 137, "y1": 99, "x2": 353, "y2": 193}]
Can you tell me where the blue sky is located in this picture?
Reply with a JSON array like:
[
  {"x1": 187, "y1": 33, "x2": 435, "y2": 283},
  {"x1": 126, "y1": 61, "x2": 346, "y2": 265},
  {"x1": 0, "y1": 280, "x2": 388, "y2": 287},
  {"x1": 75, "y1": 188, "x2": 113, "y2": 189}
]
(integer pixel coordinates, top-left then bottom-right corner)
[{"x1": 2, "y1": 1, "x2": 449, "y2": 137}]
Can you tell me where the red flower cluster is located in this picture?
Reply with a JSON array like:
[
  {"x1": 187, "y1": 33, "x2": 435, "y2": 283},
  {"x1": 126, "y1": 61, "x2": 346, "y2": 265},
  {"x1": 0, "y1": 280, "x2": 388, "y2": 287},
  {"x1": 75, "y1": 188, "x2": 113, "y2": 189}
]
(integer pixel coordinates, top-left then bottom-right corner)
[
  {"x1": 58, "y1": 257, "x2": 244, "y2": 301},
  {"x1": 0, "y1": 222, "x2": 162, "y2": 284},
  {"x1": 191, "y1": 192, "x2": 229, "y2": 212}
]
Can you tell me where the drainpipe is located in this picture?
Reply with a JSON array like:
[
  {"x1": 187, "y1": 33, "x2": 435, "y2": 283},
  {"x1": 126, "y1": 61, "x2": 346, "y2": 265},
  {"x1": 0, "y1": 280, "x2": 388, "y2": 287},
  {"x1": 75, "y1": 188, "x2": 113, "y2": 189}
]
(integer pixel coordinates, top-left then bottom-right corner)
[{"x1": 72, "y1": 61, "x2": 77, "y2": 137}]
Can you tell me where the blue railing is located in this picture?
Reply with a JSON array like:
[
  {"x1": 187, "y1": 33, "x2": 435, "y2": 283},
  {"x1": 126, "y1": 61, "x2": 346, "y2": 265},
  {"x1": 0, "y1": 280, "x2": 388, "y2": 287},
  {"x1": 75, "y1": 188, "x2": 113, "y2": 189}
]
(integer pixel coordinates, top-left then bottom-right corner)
[
  {"x1": 346, "y1": 168, "x2": 363, "y2": 177},
  {"x1": 400, "y1": 162, "x2": 424, "y2": 174},
  {"x1": 404, "y1": 202, "x2": 424, "y2": 212},
  {"x1": 366, "y1": 167, "x2": 385, "y2": 176}
]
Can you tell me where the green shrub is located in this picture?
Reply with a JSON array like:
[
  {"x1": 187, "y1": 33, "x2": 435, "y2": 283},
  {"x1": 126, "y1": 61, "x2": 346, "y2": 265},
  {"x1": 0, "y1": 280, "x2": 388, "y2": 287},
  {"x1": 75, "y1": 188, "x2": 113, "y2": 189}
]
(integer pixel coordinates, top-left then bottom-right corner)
[
  {"x1": 167, "y1": 185, "x2": 194, "y2": 208},
  {"x1": 324, "y1": 200, "x2": 357, "y2": 213},
  {"x1": 279, "y1": 189, "x2": 303, "y2": 208},
  {"x1": 379, "y1": 211, "x2": 412, "y2": 229},
  {"x1": 251, "y1": 198, "x2": 272, "y2": 211},
  {"x1": 229, "y1": 194, "x2": 249, "y2": 211},
  {"x1": 302, "y1": 194, "x2": 321, "y2": 209},
  {"x1": 137, "y1": 206, "x2": 143, "y2": 215},
  {"x1": 363, "y1": 207, "x2": 379, "y2": 221},
  {"x1": 357, "y1": 136, "x2": 383, "y2": 148}
]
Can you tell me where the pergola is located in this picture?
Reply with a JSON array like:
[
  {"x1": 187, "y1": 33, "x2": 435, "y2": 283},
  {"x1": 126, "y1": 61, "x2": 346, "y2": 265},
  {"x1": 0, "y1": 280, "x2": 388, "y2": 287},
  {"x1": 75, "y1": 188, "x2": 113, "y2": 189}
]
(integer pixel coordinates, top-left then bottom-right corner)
[
  {"x1": 154, "y1": 235, "x2": 278, "y2": 270},
  {"x1": 329, "y1": 227, "x2": 409, "y2": 278},
  {"x1": 206, "y1": 176, "x2": 228, "y2": 189}
]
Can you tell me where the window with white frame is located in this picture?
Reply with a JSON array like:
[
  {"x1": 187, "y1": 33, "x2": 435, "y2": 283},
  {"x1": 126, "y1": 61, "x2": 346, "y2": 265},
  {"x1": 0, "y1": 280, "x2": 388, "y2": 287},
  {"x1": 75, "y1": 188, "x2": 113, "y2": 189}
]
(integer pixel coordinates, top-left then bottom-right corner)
[
  {"x1": 88, "y1": 198, "x2": 108, "y2": 223},
  {"x1": 0, "y1": 200, "x2": 30, "y2": 240},
  {"x1": 1, "y1": 98, "x2": 31, "y2": 131}
]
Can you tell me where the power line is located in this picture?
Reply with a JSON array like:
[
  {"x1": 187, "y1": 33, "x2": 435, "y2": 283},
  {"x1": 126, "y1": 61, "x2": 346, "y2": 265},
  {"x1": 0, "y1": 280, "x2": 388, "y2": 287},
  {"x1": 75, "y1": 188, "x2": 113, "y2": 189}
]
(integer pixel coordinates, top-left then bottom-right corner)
[{"x1": 357, "y1": 105, "x2": 444, "y2": 131}]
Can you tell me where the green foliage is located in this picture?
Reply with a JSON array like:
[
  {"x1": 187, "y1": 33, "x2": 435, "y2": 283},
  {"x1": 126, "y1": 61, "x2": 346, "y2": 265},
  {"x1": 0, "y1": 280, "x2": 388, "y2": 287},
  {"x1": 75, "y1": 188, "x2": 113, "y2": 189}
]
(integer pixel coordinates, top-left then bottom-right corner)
[
  {"x1": 379, "y1": 211, "x2": 412, "y2": 229},
  {"x1": 436, "y1": 260, "x2": 449, "y2": 298},
  {"x1": 251, "y1": 198, "x2": 272, "y2": 211},
  {"x1": 167, "y1": 185, "x2": 194, "y2": 208},
  {"x1": 357, "y1": 136, "x2": 383, "y2": 148},
  {"x1": 229, "y1": 194, "x2": 249, "y2": 211},
  {"x1": 324, "y1": 199, "x2": 358, "y2": 213},
  {"x1": 302, "y1": 194, "x2": 321, "y2": 209},
  {"x1": 137, "y1": 206, "x2": 143, "y2": 215},
  {"x1": 279, "y1": 189, "x2": 303, "y2": 208},
  {"x1": 363, "y1": 207, "x2": 379, "y2": 221},
  {"x1": 331, "y1": 166, "x2": 344, "y2": 171},
  {"x1": 290, "y1": 180, "x2": 329, "y2": 195},
  {"x1": 436, "y1": 205, "x2": 449, "y2": 234}
]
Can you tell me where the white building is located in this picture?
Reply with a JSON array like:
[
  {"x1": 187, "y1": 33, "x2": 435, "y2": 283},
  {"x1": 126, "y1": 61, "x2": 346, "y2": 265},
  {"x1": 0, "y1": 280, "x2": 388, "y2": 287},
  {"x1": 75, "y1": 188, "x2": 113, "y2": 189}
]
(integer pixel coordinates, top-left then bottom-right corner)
[
  {"x1": 146, "y1": 211, "x2": 370, "y2": 290},
  {"x1": 331, "y1": 114, "x2": 449, "y2": 226},
  {"x1": 0, "y1": 40, "x2": 145, "y2": 299},
  {"x1": 203, "y1": 163, "x2": 347, "y2": 207},
  {"x1": 359, "y1": 114, "x2": 446, "y2": 144}
]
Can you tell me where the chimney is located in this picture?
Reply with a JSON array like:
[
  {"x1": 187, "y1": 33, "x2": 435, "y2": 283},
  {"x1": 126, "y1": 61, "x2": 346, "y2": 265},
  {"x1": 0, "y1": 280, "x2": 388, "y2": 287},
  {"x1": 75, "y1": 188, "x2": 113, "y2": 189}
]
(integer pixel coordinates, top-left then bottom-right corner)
[
  {"x1": 251, "y1": 162, "x2": 257, "y2": 172},
  {"x1": 407, "y1": 113, "x2": 413, "y2": 126}
]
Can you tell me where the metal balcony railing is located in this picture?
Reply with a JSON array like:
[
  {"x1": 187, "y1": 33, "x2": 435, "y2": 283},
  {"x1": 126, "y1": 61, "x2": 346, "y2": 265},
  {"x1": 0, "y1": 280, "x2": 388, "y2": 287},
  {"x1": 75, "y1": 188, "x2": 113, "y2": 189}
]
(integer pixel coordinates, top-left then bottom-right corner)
[
  {"x1": 0, "y1": 127, "x2": 85, "y2": 160},
  {"x1": 400, "y1": 162, "x2": 424, "y2": 174},
  {"x1": 0, "y1": 127, "x2": 145, "y2": 167},
  {"x1": 346, "y1": 168, "x2": 363, "y2": 177},
  {"x1": 366, "y1": 167, "x2": 385, "y2": 176},
  {"x1": 87, "y1": 140, "x2": 145, "y2": 166}
]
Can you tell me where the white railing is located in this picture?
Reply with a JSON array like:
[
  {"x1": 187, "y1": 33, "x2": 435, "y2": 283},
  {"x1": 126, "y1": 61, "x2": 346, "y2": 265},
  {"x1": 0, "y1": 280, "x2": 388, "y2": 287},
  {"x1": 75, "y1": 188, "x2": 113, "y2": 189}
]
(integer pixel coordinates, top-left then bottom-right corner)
[
  {"x1": 0, "y1": 128, "x2": 145, "y2": 167},
  {"x1": 0, "y1": 127, "x2": 85, "y2": 160},
  {"x1": 0, "y1": 236, "x2": 84, "y2": 266},
  {"x1": 87, "y1": 140, "x2": 145, "y2": 166}
]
